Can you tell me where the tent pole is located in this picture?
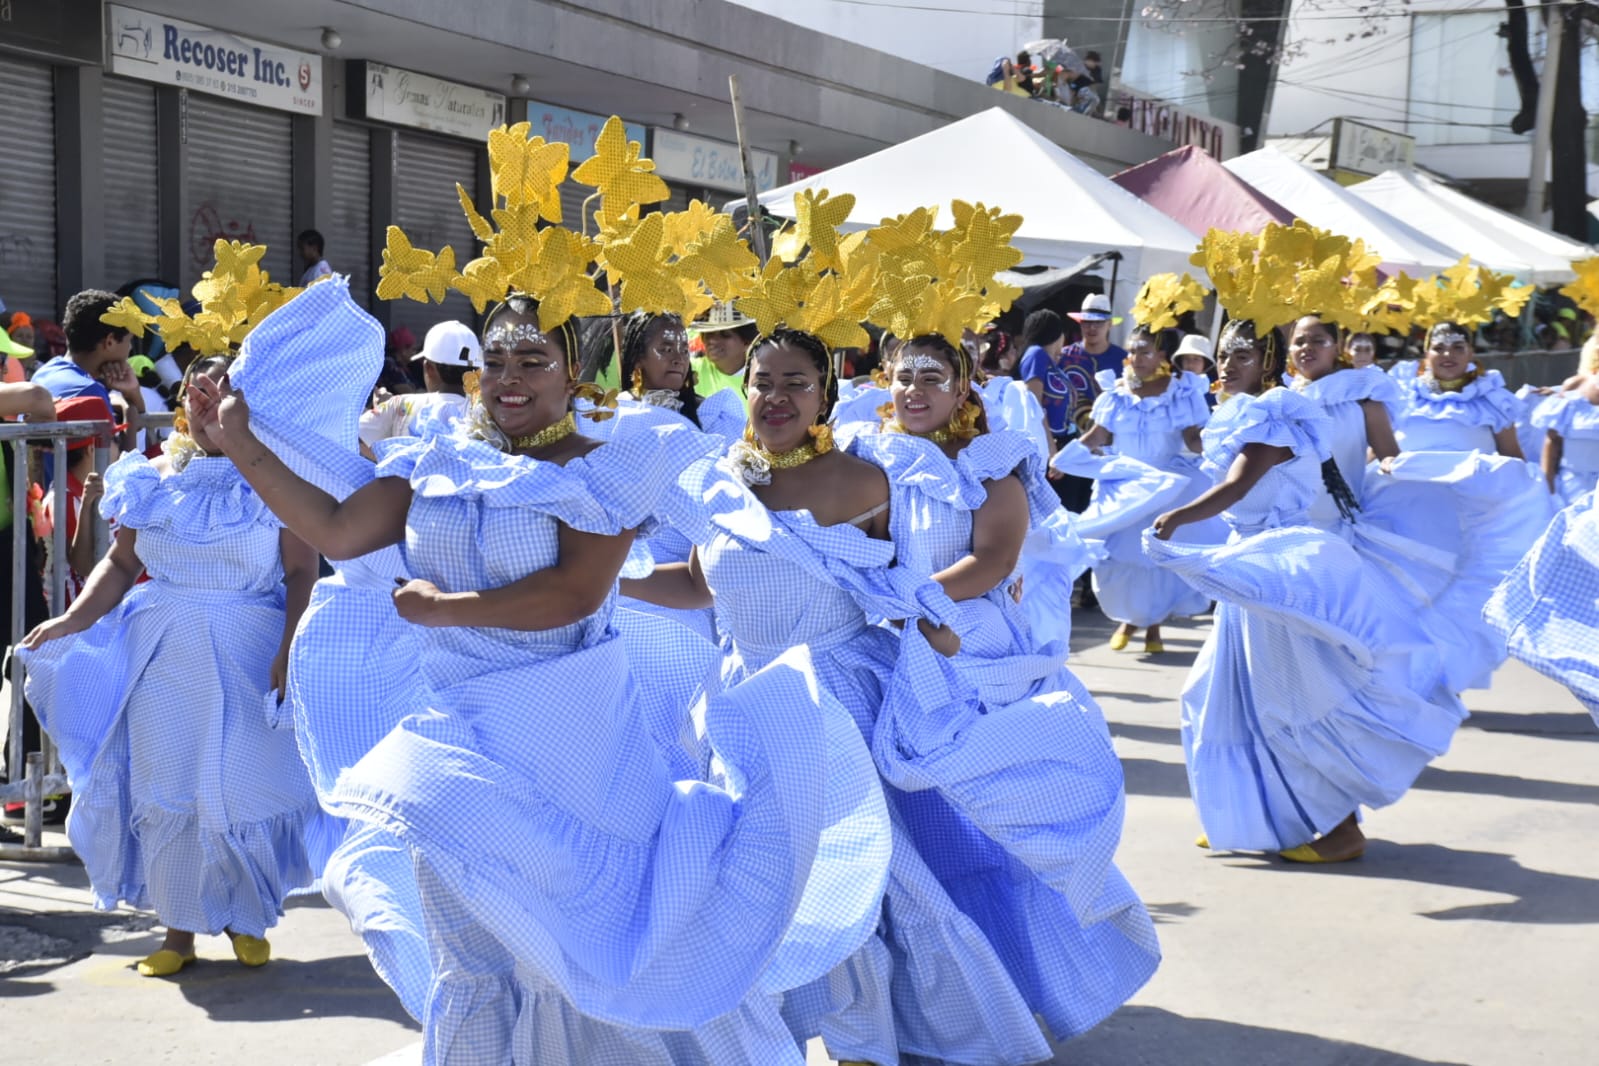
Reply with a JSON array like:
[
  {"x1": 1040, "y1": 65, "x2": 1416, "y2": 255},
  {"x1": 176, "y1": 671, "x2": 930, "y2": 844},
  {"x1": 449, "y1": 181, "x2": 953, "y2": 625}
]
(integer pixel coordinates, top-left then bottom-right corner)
[{"x1": 728, "y1": 75, "x2": 769, "y2": 265}]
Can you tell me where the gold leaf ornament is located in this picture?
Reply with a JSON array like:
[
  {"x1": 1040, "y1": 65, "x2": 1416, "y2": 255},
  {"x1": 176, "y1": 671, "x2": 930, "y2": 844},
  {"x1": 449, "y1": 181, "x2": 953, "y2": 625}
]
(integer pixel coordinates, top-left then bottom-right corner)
[
  {"x1": 487, "y1": 123, "x2": 569, "y2": 223},
  {"x1": 770, "y1": 190, "x2": 857, "y2": 270},
  {"x1": 377, "y1": 227, "x2": 460, "y2": 304},
  {"x1": 1131, "y1": 273, "x2": 1207, "y2": 331},
  {"x1": 100, "y1": 239, "x2": 300, "y2": 356},
  {"x1": 1560, "y1": 257, "x2": 1599, "y2": 318},
  {"x1": 571, "y1": 117, "x2": 669, "y2": 227}
]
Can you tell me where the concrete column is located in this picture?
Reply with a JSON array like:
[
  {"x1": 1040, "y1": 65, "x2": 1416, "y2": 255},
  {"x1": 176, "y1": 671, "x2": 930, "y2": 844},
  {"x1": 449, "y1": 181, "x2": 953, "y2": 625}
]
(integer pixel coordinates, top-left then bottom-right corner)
[
  {"x1": 53, "y1": 64, "x2": 105, "y2": 296},
  {"x1": 292, "y1": 57, "x2": 338, "y2": 245},
  {"x1": 154, "y1": 87, "x2": 189, "y2": 287},
  {"x1": 368, "y1": 126, "x2": 397, "y2": 330}
]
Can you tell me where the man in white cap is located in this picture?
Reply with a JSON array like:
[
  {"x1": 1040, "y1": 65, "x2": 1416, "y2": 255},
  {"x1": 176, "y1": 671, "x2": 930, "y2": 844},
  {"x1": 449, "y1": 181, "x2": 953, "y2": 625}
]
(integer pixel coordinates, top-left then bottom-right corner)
[
  {"x1": 1061, "y1": 292, "x2": 1127, "y2": 432},
  {"x1": 359, "y1": 320, "x2": 482, "y2": 451},
  {"x1": 691, "y1": 300, "x2": 759, "y2": 398}
]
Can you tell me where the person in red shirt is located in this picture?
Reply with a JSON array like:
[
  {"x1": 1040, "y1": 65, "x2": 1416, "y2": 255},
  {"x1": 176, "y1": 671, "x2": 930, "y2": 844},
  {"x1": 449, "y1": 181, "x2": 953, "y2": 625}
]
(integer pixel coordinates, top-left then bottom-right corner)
[{"x1": 44, "y1": 395, "x2": 117, "y2": 609}]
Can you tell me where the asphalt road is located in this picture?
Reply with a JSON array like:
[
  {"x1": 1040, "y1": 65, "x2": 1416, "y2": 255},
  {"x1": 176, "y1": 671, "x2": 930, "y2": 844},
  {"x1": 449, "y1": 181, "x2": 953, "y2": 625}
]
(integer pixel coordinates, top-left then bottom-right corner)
[{"x1": 3, "y1": 609, "x2": 1594, "y2": 1065}]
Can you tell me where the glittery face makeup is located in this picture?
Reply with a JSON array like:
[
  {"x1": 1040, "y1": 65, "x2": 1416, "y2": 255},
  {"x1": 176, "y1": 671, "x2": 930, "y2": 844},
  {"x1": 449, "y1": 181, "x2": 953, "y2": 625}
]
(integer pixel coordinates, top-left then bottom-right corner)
[
  {"x1": 1217, "y1": 346, "x2": 1265, "y2": 395},
  {"x1": 485, "y1": 323, "x2": 552, "y2": 350},
  {"x1": 1222, "y1": 334, "x2": 1257, "y2": 354},
  {"x1": 1430, "y1": 331, "x2": 1468, "y2": 349},
  {"x1": 639, "y1": 320, "x2": 691, "y2": 391},
  {"x1": 891, "y1": 345, "x2": 965, "y2": 433},
  {"x1": 1427, "y1": 327, "x2": 1472, "y2": 378}
]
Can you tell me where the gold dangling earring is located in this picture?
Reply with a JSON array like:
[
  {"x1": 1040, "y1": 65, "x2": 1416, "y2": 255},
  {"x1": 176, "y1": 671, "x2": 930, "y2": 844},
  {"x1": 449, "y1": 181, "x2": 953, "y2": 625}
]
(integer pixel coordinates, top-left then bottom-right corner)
[
  {"x1": 806, "y1": 421, "x2": 835, "y2": 454},
  {"x1": 630, "y1": 367, "x2": 644, "y2": 395}
]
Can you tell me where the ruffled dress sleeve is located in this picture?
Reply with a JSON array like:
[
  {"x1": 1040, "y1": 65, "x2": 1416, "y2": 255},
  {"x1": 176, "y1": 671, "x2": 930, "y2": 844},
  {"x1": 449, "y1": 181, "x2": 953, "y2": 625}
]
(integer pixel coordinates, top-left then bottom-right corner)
[
  {"x1": 375, "y1": 406, "x2": 719, "y2": 539},
  {"x1": 1400, "y1": 368, "x2": 1522, "y2": 432},
  {"x1": 1088, "y1": 386, "x2": 1121, "y2": 429},
  {"x1": 101, "y1": 451, "x2": 282, "y2": 538},
  {"x1": 669, "y1": 453, "x2": 961, "y2": 629},
  {"x1": 1532, "y1": 391, "x2": 1599, "y2": 440},
  {"x1": 1201, "y1": 389, "x2": 1334, "y2": 476},
  {"x1": 1166, "y1": 370, "x2": 1213, "y2": 429}
]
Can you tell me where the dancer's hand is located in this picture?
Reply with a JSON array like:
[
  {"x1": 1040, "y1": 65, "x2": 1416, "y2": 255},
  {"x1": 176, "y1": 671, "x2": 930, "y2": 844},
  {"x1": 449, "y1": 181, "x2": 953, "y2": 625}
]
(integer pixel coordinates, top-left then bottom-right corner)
[
  {"x1": 1152, "y1": 510, "x2": 1180, "y2": 540},
  {"x1": 917, "y1": 617, "x2": 962, "y2": 658},
  {"x1": 21, "y1": 614, "x2": 90, "y2": 649},
  {"x1": 393, "y1": 578, "x2": 455, "y2": 626},
  {"x1": 269, "y1": 648, "x2": 289, "y2": 698},
  {"x1": 186, "y1": 373, "x2": 252, "y2": 447},
  {"x1": 1378, "y1": 455, "x2": 1397, "y2": 476}
]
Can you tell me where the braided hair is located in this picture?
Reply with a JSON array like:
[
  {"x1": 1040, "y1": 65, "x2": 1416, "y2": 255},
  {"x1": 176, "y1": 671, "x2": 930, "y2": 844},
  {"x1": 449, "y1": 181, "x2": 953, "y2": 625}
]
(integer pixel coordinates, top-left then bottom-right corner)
[
  {"x1": 892, "y1": 334, "x2": 990, "y2": 436},
  {"x1": 746, "y1": 328, "x2": 839, "y2": 421},
  {"x1": 619, "y1": 311, "x2": 701, "y2": 427}
]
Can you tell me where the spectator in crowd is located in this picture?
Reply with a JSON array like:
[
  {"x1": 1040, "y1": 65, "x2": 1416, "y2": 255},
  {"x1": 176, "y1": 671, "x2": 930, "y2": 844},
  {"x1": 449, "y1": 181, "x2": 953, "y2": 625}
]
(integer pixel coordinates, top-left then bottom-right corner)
[
  {"x1": 360, "y1": 320, "x2": 481, "y2": 452},
  {"x1": 42, "y1": 395, "x2": 115, "y2": 611},
  {"x1": 1063, "y1": 293, "x2": 1127, "y2": 427},
  {"x1": 4, "y1": 312, "x2": 35, "y2": 381},
  {"x1": 33, "y1": 319, "x2": 68, "y2": 361},
  {"x1": 0, "y1": 377, "x2": 63, "y2": 832},
  {"x1": 297, "y1": 229, "x2": 333, "y2": 287},
  {"x1": 1018, "y1": 307, "x2": 1075, "y2": 461},
  {"x1": 33, "y1": 291, "x2": 143, "y2": 461},
  {"x1": 128, "y1": 355, "x2": 172, "y2": 454},
  {"x1": 1174, "y1": 334, "x2": 1218, "y2": 409},
  {"x1": 376, "y1": 326, "x2": 421, "y2": 395},
  {"x1": 1071, "y1": 50, "x2": 1106, "y2": 114},
  {"x1": 691, "y1": 301, "x2": 758, "y2": 398},
  {"x1": 1, "y1": 323, "x2": 32, "y2": 385}
]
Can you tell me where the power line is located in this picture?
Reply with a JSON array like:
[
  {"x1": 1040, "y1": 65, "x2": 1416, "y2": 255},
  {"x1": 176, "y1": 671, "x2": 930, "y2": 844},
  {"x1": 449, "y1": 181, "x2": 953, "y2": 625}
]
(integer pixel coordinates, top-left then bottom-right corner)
[{"x1": 824, "y1": 0, "x2": 1589, "y2": 23}]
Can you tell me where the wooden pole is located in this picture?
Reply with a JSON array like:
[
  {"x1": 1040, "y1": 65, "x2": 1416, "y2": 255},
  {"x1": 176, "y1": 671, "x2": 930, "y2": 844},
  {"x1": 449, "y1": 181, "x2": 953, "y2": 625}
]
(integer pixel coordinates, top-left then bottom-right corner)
[
  {"x1": 728, "y1": 75, "x2": 769, "y2": 265},
  {"x1": 1523, "y1": 3, "x2": 1563, "y2": 224}
]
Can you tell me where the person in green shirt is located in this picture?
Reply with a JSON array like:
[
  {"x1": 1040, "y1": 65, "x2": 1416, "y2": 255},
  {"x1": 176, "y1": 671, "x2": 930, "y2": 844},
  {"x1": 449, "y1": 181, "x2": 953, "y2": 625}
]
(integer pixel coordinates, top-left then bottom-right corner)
[{"x1": 690, "y1": 301, "x2": 758, "y2": 398}]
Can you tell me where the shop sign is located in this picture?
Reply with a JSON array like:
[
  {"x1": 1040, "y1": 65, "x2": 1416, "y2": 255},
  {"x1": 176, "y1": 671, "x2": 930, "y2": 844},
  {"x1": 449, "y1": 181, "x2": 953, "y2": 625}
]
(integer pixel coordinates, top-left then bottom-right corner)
[
  {"x1": 106, "y1": 4, "x2": 321, "y2": 115},
  {"x1": 1330, "y1": 117, "x2": 1415, "y2": 178},
  {"x1": 351, "y1": 61, "x2": 506, "y2": 140},
  {"x1": 1110, "y1": 87, "x2": 1239, "y2": 160},
  {"x1": 526, "y1": 101, "x2": 645, "y2": 161},
  {"x1": 650, "y1": 129, "x2": 779, "y2": 194}
]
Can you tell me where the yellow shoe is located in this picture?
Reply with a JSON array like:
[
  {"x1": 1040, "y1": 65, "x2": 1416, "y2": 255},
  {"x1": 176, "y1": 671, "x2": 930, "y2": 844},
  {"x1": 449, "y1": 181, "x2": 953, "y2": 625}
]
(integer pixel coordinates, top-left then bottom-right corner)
[
  {"x1": 230, "y1": 934, "x2": 271, "y2": 967},
  {"x1": 1279, "y1": 843, "x2": 1363, "y2": 864},
  {"x1": 136, "y1": 949, "x2": 196, "y2": 977},
  {"x1": 1195, "y1": 833, "x2": 1210, "y2": 849},
  {"x1": 1144, "y1": 639, "x2": 1166, "y2": 655},
  {"x1": 1109, "y1": 629, "x2": 1131, "y2": 651}
]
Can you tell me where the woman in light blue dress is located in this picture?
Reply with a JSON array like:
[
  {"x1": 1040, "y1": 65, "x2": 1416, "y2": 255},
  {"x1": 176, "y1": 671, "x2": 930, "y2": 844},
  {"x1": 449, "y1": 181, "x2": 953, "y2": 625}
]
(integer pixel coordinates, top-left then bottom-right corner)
[
  {"x1": 1486, "y1": 370, "x2": 1599, "y2": 727},
  {"x1": 1145, "y1": 320, "x2": 1467, "y2": 864},
  {"x1": 1531, "y1": 339, "x2": 1599, "y2": 504},
  {"x1": 20, "y1": 354, "x2": 332, "y2": 978},
  {"x1": 852, "y1": 333, "x2": 1161, "y2": 1047},
  {"x1": 1371, "y1": 321, "x2": 1555, "y2": 689},
  {"x1": 1076, "y1": 325, "x2": 1213, "y2": 653},
  {"x1": 191, "y1": 295, "x2": 890, "y2": 1065}
]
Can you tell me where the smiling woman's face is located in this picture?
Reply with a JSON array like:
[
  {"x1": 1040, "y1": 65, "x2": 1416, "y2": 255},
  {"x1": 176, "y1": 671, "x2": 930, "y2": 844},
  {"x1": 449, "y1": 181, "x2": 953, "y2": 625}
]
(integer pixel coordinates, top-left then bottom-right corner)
[
  {"x1": 479, "y1": 311, "x2": 571, "y2": 438},
  {"x1": 747, "y1": 342, "x2": 824, "y2": 452},
  {"x1": 890, "y1": 342, "x2": 967, "y2": 434}
]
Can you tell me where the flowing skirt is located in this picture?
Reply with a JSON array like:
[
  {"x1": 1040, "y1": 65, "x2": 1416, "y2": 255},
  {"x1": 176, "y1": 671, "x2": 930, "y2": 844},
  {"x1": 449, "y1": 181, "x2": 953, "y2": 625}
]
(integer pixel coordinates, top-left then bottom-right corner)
[
  {"x1": 1146, "y1": 527, "x2": 1467, "y2": 851},
  {"x1": 22, "y1": 582, "x2": 333, "y2": 935}
]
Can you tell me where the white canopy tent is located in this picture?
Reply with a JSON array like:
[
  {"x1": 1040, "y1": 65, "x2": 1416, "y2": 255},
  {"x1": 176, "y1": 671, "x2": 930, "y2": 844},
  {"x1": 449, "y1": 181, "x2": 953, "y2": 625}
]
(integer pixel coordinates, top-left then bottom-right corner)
[
  {"x1": 1349, "y1": 169, "x2": 1578, "y2": 285},
  {"x1": 1349, "y1": 168, "x2": 1586, "y2": 282},
  {"x1": 727, "y1": 108, "x2": 1203, "y2": 311},
  {"x1": 1225, "y1": 148, "x2": 1464, "y2": 277}
]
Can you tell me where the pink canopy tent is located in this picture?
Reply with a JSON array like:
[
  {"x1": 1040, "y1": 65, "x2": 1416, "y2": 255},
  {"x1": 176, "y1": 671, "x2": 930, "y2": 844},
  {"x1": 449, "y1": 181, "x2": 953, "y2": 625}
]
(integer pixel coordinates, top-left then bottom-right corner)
[{"x1": 1112, "y1": 145, "x2": 1294, "y2": 237}]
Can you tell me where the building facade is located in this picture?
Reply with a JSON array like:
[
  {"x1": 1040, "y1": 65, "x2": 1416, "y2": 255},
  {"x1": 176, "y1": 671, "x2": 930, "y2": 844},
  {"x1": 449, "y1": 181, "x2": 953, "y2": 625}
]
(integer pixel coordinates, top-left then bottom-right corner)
[{"x1": 0, "y1": 0, "x2": 1174, "y2": 329}]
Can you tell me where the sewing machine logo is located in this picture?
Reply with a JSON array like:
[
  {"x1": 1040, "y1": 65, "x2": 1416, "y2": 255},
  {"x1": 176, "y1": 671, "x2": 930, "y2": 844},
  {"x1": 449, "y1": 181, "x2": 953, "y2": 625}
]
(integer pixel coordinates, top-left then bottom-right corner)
[{"x1": 115, "y1": 18, "x2": 154, "y2": 59}]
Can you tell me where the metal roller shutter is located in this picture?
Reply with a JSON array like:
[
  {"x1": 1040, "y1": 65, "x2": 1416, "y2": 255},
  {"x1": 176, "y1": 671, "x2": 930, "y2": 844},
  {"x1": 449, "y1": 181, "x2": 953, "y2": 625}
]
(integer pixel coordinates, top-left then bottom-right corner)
[
  {"x1": 560, "y1": 182, "x2": 592, "y2": 235},
  {"x1": 392, "y1": 130, "x2": 480, "y2": 337},
  {"x1": 102, "y1": 77, "x2": 161, "y2": 290},
  {"x1": 0, "y1": 59, "x2": 57, "y2": 320},
  {"x1": 184, "y1": 94, "x2": 294, "y2": 290},
  {"x1": 331, "y1": 124, "x2": 372, "y2": 307}
]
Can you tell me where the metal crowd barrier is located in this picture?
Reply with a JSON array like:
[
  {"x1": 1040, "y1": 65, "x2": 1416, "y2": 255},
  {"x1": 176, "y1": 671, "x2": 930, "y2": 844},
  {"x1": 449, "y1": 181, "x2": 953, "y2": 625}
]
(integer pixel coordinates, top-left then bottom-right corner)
[{"x1": 0, "y1": 410, "x2": 176, "y2": 862}]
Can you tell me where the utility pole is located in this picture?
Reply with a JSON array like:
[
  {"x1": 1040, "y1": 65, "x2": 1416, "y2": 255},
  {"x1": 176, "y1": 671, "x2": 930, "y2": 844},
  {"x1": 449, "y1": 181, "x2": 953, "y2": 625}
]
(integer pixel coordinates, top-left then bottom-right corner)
[{"x1": 1522, "y1": 2, "x2": 1564, "y2": 224}]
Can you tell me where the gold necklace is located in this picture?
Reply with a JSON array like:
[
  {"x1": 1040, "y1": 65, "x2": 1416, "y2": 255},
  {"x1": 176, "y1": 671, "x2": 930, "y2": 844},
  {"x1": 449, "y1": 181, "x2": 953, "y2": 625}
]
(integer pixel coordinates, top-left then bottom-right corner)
[
  {"x1": 512, "y1": 411, "x2": 576, "y2": 451},
  {"x1": 755, "y1": 441, "x2": 821, "y2": 469},
  {"x1": 1433, "y1": 375, "x2": 1470, "y2": 392},
  {"x1": 887, "y1": 419, "x2": 954, "y2": 444}
]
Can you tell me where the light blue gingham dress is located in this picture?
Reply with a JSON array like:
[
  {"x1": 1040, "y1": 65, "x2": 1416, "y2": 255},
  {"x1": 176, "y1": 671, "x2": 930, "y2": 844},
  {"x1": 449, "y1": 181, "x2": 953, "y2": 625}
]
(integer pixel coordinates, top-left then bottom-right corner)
[
  {"x1": 1143, "y1": 389, "x2": 1468, "y2": 852},
  {"x1": 1485, "y1": 489, "x2": 1599, "y2": 726},
  {"x1": 1361, "y1": 367, "x2": 1556, "y2": 689},
  {"x1": 318, "y1": 416, "x2": 883, "y2": 1066},
  {"x1": 227, "y1": 278, "x2": 434, "y2": 1018},
  {"x1": 850, "y1": 428, "x2": 1161, "y2": 1047},
  {"x1": 1530, "y1": 389, "x2": 1599, "y2": 505},
  {"x1": 1082, "y1": 370, "x2": 1216, "y2": 627},
  {"x1": 670, "y1": 452, "x2": 1068, "y2": 1066},
  {"x1": 20, "y1": 451, "x2": 334, "y2": 936}
]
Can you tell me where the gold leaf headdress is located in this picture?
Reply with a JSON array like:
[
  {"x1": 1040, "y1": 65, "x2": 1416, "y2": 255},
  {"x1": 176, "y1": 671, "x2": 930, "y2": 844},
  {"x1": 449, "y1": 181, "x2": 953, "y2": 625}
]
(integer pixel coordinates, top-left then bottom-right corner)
[
  {"x1": 1389, "y1": 257, "x2": 1532, "y2": 332},
  {"x1": 1190, "y1": 221, "x2": 1382, "y2": 335},
  {"x1": 1130, "y1": 272, "x2": 1207, "y2": 332},
  {"x1": 866, "y1": 200, "x2": 1024, "y2": 347},
  {"x1": 376, "y1": 116, "x2": 758, "y2": 334},
  {"x1": 736, "y1": 190, "x2": 881, "y2": 350},
  {"x1": 100, "y1": 240, "x2": 302, "y2": 356},
  {"x1": 1559, "y1": 257, "x2": 1599, "y2": 319}
]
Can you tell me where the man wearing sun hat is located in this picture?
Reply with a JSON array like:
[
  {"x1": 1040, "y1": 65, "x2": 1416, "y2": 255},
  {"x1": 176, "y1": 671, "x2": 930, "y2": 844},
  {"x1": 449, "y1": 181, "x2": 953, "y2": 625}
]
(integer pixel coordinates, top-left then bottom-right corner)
[
  {"x1": 359, "y1": 319, "x2": 482, "y2": 449},
  {"x1": 1061, "y1": 292, "x2": 1127, "y2": 434},
  {"x1": 691, "y1": 300, "x2": 759, "y2": 398}
]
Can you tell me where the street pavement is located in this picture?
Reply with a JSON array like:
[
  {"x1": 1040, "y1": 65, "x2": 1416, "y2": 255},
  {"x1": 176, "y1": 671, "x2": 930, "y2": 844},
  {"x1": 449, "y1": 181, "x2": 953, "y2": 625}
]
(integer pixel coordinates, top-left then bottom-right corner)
[{"x1": 2, "y1": 609, "x2": 1594, "y2": 1065}]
